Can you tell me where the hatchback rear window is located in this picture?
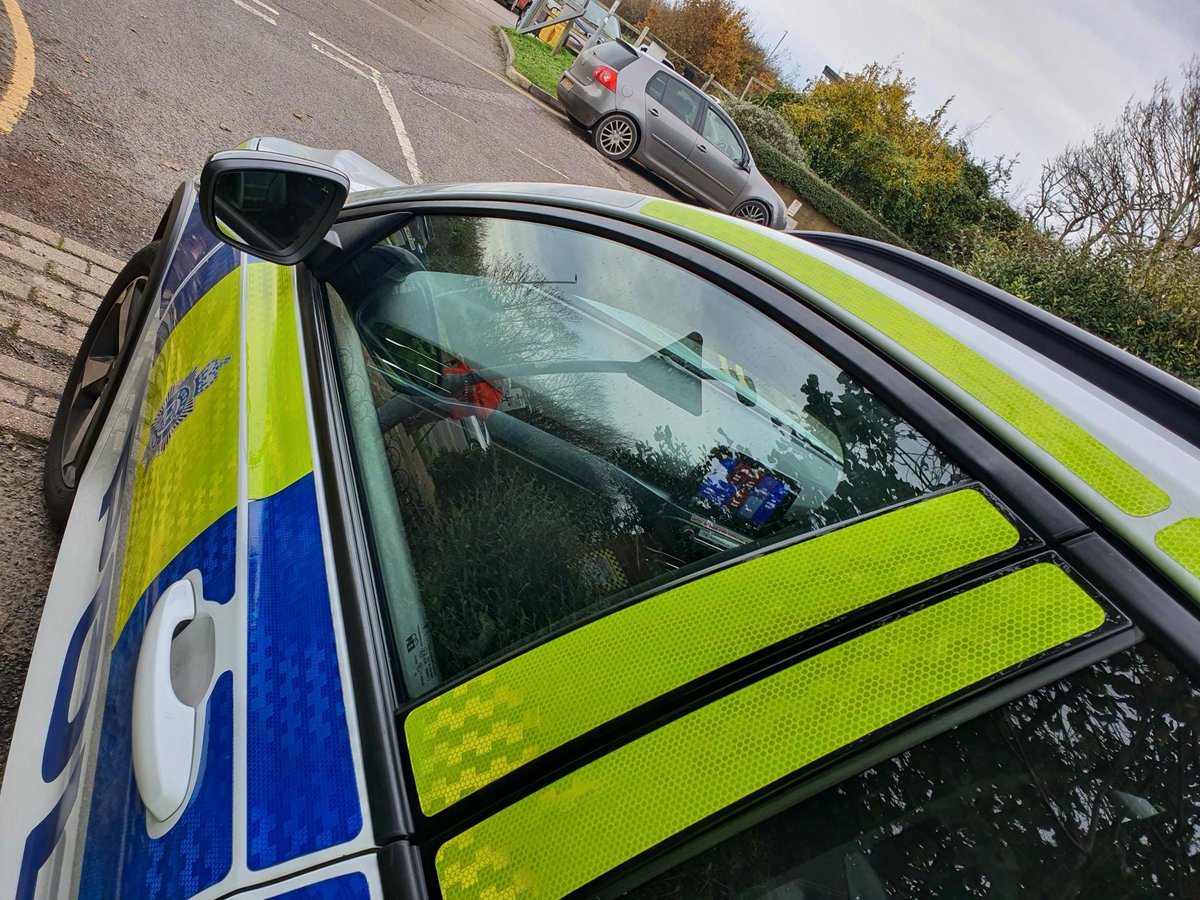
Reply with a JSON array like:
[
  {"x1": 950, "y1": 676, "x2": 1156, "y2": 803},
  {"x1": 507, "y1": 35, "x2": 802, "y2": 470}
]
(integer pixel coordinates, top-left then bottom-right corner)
[
  {"x1": 593, "y1": 40, "x2": 638, "y2": 70},
  {"x1": 327, "y1": 215, "x2": 966, "y2": 693}
]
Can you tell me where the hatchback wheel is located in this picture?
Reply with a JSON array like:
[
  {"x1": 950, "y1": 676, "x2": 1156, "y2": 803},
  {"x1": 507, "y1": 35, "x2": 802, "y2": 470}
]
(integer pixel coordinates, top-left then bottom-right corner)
[
  {"x1": 733, "y1": 200, "x2": 772, "y2": 226},
  {"x1": 593, "y1": 113, "x2": 638, "y2": 160},
  {"x1": 44, "y1": 241, "x2": 158, "y2": 529}
]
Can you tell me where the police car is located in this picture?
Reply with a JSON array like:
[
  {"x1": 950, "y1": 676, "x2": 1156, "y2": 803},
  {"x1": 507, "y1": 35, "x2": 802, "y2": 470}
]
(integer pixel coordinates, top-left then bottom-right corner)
[{"x1": 3, "y1": 139, "x2": 1200, "y2": 899}]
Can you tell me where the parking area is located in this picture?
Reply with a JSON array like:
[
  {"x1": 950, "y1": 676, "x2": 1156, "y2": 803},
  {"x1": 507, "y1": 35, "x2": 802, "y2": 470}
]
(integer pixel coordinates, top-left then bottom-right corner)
[
  {"x1": 0, "y1": 0, "x2": 677, "y2": 254},
  {"x1": 0, "y1": 0, "x2": 682, "y2": 763}
]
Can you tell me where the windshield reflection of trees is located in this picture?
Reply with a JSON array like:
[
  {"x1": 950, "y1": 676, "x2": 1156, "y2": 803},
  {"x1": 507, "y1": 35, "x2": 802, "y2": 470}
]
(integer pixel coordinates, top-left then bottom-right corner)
[
  {"x1": 386, "y1": 224, "x2": 961, "y2": 678},
  {"x1": 627, "y1": 643, "x2": 1200, "y2": 900}
]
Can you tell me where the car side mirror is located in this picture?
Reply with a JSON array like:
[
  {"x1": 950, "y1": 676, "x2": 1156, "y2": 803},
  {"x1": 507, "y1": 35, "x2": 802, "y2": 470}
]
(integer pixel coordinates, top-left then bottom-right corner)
[{"x1": 199, "y1": 150, "x2": 349, "y2": 266}]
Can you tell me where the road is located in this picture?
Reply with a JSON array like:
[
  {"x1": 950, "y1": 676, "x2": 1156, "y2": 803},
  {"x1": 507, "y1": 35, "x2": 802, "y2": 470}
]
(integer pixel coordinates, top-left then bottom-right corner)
[
  {"x1": 0, "y1": 0, "x2": 674, "y2": 255},
  {"x1": 0, "y1": 0, "x2": 680, "y2": 765}
]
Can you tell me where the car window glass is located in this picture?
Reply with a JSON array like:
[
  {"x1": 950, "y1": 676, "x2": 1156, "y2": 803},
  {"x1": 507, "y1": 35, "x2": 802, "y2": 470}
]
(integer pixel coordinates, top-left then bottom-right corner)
[
  {"x1": 326, "y1": 215, "x2": 965, "y2": 691},
  {"x1": 658, "y1": 78, "x2": 703, "y2": 128},
  {"x1": 626, "y1": 641, "x2": 1200, "y2": 899},
  {"x1": 647, "y1": 71, "x2": 667, "y2": 102},
  {"x1": 701, "y1": 108, "x2": 744, "y2": 163}
]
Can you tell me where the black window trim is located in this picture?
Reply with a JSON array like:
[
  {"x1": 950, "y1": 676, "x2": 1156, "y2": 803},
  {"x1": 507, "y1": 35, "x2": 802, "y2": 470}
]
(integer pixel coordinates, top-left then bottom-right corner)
[
  {"x1": 297, "y1": 270, "x2": 419, "y2": 842},
  {"x1": 646, "y1": 70, "x2": 666, "y2": 103},
  {"x1": 299, "y1": 197, "x2": 1200, "y2": 862}
]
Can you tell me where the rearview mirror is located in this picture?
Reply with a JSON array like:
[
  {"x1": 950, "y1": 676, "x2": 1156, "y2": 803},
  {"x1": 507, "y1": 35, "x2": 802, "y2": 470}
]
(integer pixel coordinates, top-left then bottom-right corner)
[{"x1": 199, "y1": 150, "x2": 350, "y2": 265}]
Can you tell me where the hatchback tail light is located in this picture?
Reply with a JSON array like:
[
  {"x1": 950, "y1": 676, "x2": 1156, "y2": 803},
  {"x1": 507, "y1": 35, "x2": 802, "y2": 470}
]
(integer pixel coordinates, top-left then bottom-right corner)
[{"x1": 592, "y1": 65, "x2": 618, "y2": 92}]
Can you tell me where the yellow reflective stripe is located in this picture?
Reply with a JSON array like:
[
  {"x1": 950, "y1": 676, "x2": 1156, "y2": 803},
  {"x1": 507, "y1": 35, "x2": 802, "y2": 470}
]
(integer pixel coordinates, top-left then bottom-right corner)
[
  {"x1": 407, "y1": 488, "x2": 1017, "y2": 815},
  {"x1": 114, "y1": 268, "x2": 241, "y2": 642},
  {"x1": 642, "y1": 201, "x2": 1170, "y2": 518},
  {"x1": 1156, "y1": 518, "x2": 1200, "y2": 577},
  {"x1": 245, "y1": 262, "x2": 311, "y2": 499},
  {"x1": 435, "y1": 562, "x2": 1104, "y2": 900}
]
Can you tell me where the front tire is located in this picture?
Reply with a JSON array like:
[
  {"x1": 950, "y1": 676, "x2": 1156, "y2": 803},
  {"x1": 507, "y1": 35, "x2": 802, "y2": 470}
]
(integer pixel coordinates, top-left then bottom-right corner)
[
  {"x1": 732, "y1": 200, "x2": 772, "y2": 226},
  {"x1": 44, "y1": 241, "x2": 158, "y2": 530},
  {"x1": 593, "y1": 113, "x2": 638, "y2": 160}
]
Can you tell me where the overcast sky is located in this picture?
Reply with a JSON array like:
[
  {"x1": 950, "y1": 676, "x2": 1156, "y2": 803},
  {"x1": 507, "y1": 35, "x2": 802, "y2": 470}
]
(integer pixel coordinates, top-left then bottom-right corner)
[{"x1": 745, "y1": 0, "x2": 1200, "y2": 194}]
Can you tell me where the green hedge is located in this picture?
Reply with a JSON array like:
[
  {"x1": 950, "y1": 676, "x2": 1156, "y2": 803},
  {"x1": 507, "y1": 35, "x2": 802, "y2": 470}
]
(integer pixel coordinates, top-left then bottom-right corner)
[
  {"x1": 965, "y1": 229, "x2": 1200, "y2": 386},
  {"x1": 747, "y1": 137, "x2": 909, "y2": 247}
]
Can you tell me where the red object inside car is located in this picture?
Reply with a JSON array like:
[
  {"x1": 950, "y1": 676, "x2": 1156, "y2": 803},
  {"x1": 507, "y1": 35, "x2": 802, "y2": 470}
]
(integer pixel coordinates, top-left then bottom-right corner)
[{"x1": 444, "y1": 361, "x2": 504, "y2": 420}]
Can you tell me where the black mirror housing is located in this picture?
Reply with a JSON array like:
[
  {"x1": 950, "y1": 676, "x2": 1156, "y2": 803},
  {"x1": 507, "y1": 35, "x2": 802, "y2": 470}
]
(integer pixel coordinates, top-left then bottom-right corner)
[{"x1": 199, "y1": 150, "x2": 350, "y2": 266}]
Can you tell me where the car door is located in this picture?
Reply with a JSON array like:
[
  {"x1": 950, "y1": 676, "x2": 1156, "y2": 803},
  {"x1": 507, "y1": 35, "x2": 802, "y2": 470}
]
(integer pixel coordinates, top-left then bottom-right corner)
[
  {"x1": 682, "y1": 103, "x2": 751, "y2": 209},
  {"x1": 0, "y1": 185, "x2": 203, "y2": 900},
  {"x1": 304, "y1": 198, "x2": 1162, "y2": 899},
  {"x1": 0, "y1": 190, "x2": 380, "y2": 899},
  {"x1": 641, "y1": 71, "x2": 704, "y2": 175}
]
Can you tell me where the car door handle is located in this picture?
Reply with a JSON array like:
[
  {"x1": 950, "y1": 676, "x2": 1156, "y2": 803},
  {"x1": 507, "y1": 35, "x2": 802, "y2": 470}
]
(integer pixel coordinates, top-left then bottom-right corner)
[
  {"x1": 697, "y1": 144, "x2": 708, "y2": 153},
  {"x1": 649, "y1": 107, "x2": 659, "y2": 117},
  {"x1": 132, "y1": 578, "x2": 197, "y2": 822}
]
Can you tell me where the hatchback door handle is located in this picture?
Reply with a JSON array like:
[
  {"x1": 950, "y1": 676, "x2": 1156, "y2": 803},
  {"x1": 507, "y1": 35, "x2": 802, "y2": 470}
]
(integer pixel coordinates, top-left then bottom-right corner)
[{"x1": 649, "y1": 107, "x2": 659, "y2": 117}]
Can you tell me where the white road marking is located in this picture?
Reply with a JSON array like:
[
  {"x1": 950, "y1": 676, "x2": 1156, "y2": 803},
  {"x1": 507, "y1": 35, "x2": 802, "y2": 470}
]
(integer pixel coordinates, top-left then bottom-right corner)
[
  {"x1": 310, "y1": 31, "x2": 374, "y2": 71},
  {"x1": 246, "y1": 0, "x2": 280, "y2": 15},
  {"x1": 514, "y1": 146, "x2": 568, "y2": 179},
  {"x1": 226, "y1": 0, "x2": 275, "y2": 25},
  {"x1": 311, "y1": 43, "x2": 371, "y2": 80},
  {"x1": 308, "y1": 32, "x2": 422, "y2": 184},
  {"x1": 409, "y1": 88, "x2": 471, "y2": 126},
  {"x1": 351, "y1": 0, "x2": 567, "y2": 120},
  {"x1": 374, "y1": 78, "x2": 423, "y2": 184}
]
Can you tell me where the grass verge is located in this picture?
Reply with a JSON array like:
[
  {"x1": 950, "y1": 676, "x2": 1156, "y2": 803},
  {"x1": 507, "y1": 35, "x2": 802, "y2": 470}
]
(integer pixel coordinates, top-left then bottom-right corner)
[{"x1": 505, "y1": 27, "x2": 574, "y2": 94}]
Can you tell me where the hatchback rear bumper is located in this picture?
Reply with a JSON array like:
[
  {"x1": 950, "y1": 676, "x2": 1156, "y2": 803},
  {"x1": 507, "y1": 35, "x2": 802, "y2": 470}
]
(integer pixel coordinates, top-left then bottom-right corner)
[{"x1": 556, "y1": 72, "x2": 613, "y2": 128}]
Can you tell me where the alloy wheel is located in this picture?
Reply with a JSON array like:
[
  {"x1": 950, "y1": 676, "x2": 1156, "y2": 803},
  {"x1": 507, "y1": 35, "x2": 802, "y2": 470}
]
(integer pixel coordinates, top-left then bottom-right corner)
[
  {"x1": 59, "y1": 275, "x2": 146, "y2": 489},
  {"x1": 734, "y1": 201, "x2": 771, "y2": 225},
  {"x1": 598, "y1": 117, "x2": 635, "y2": 158}
]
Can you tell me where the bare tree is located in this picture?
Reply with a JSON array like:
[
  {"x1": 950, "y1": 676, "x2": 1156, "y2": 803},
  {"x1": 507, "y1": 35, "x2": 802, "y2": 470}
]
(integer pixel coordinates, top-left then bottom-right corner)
[{"x1": 1029, "y1": 56, "x2": 1200, "y2": 255}]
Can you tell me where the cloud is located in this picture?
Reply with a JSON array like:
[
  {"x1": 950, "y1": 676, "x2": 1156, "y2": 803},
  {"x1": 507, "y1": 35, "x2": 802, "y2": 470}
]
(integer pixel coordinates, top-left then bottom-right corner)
[{"x1": 743, "y1": 0, "x2": 1199, "y2": 177}]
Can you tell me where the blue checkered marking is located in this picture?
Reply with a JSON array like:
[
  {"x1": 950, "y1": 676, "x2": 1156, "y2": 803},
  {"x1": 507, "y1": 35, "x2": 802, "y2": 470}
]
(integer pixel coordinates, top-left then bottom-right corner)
[
  {"x1": 79, "y1": 509, "x2": 237, "y2": 899},
  {"x1": 269, "y1": 873, "x2": 371, "y2": 900},
  {"x1": 247, "y1": 472, "x2": 362, "y2": 869},
  {"x1": 157, "y1": 243, "x2": 238, "y2": 352},
  {"x1": 161, "y1": 203, "x2": 213, "y2": 304}
]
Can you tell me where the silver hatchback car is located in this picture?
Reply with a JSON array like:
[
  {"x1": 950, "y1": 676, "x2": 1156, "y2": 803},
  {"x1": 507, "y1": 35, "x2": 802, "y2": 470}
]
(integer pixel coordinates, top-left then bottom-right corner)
[{"x1": 558, "y1": 42, "x2": 788, "y2": 228}]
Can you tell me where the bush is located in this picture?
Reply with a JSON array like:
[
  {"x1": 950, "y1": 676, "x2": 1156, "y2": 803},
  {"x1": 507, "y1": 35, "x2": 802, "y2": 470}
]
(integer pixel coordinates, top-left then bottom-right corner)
[
  {"x1": 725, "y1": 99, "x2": 808, "y2": 166},
  {"x1": 746, "y1": 136, "x2": 910, "y2": 247},
  {"x1": 965, "y1": 227, "x2": 1200, "y2": 385}
]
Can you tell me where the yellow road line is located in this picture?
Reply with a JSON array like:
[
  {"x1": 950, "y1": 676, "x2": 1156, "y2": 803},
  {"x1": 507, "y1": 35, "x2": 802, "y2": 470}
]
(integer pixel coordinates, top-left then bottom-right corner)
[{"x1": 0, "y1": 0, "x2": 35, "y2": 135}]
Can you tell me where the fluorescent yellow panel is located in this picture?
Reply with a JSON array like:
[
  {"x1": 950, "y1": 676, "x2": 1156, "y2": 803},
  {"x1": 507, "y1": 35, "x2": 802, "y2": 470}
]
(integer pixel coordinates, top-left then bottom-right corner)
[
  {"x1": 244, "y1": 262, "x2": 311, "y2": 499},
  {"x1": 436, "y1": 562, "x2": 1105, "y2": 900},
  {"x1": 408, "y1": 488, "x2": 1018, "y2": 815},
  {"x1": 1156, "y1": 518, "x2": 1200, "y2": 576},
  {"x1": 114, "y1": 268, "x2": 241, "y2": 642}
]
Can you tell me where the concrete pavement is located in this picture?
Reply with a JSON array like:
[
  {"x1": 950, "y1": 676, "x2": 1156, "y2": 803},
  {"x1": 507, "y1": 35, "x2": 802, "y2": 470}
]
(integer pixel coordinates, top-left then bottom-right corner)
[{"x1": 0, "y1": 210, "x2": 119, "y2": 763}]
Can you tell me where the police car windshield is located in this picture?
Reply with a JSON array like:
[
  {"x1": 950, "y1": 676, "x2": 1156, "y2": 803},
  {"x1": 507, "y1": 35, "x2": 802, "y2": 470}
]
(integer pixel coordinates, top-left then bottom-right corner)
[{"x1": 326, "y1": 215, "x2": 966, "y2": 694}]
